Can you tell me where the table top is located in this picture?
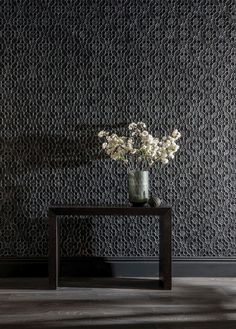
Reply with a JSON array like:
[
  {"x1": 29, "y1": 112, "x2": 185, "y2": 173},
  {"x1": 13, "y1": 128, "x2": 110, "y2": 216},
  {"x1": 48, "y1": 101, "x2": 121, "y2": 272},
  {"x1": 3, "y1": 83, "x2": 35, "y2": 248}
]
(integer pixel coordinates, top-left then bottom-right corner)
[{"x1": 48, "y1": 205, "x2": 171, "y2": 216}]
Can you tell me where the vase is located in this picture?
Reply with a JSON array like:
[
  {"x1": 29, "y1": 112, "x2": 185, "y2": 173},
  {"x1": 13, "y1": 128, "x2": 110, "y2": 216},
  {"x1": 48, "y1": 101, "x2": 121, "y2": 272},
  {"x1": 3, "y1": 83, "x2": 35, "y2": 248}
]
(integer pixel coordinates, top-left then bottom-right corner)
[{"x1": 128, "y1": 170, "x2": 149, "y2": 207}]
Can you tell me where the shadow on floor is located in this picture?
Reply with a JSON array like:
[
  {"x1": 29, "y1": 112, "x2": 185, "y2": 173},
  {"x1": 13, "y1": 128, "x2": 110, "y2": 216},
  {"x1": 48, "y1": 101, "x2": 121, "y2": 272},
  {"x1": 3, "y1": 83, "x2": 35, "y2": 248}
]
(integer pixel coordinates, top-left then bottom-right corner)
[
  {"x1": 3, "y1": 319, "x2": 236, "y2": 329},
  {"x1": 0, "y1": 278, "x2": 236, "y2": 329},
  {"x1": 0, "y1": 277, "x2": 164, "y2": 290}
]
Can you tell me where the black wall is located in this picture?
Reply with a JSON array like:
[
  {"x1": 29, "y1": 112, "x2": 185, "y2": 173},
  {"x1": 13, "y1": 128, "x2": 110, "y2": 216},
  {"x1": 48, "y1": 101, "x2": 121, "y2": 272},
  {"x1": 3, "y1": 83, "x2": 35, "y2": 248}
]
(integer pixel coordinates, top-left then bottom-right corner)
[{"x1": 0, "y1": 0, "x2": 235, "y2": 274}]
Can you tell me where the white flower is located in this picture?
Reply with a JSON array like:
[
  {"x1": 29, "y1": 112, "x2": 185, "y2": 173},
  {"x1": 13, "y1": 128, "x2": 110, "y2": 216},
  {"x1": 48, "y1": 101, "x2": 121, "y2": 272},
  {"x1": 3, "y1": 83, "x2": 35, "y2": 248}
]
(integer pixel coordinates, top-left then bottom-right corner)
[
  {"x1": 161, "y1": 158, "x2": 169, "y2": 164},
  {"x1": 98, "y1": 122, "x2": 180, "y2": 165},
  {"x1": 164, "y1": 140, "x2": 171, "y2": 147},
  {"x1": 147, "y1": 135, "x2": 153, "y2": 143},
  {"x1": 172, "y1": 129, "x2": 181, "y2": 139},
  {"x1": 128, "y1": 123, "x2": 137, "y2": 130},
  {"x1": 172, "y1": 144, "x2": 180, "y2": 152},
  {"x1": 137, "y1": 122, "x2": 146, "y2": 129},
  {"x1": 141, "y1": 131, "x2": 149, "y2": 138},
  {"x1": 172, "y1": 129, "x2": 178, "y2": 136},
  {"x1": 161, "y1": 151, "x2": 167, "y2": 158},
  {"x1": 98, "y1": 130, "x2": 107, "y2": 138}
]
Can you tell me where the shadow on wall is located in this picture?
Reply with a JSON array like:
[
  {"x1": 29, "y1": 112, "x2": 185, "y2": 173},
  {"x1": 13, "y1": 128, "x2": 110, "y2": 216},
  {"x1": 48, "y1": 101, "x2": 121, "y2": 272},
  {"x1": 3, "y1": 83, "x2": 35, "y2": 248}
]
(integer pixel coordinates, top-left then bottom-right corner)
[
  {"x1": 2, "y1": 122, "x2": 129, "y2": 169},
  {"x1": 0, "y1": 122, "x2": 130, "y2": 257}
]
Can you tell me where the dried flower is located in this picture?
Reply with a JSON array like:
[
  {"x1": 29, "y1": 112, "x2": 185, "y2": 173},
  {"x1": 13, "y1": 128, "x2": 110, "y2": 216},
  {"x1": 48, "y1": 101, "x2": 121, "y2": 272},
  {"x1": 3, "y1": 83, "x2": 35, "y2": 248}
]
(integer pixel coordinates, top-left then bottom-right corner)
[
  {"x1": 98, "y1": 123, "x2": 181, "y2": 166},
  {"x1": 98, "y1": 130, "x2": 108, "y2": 138}
]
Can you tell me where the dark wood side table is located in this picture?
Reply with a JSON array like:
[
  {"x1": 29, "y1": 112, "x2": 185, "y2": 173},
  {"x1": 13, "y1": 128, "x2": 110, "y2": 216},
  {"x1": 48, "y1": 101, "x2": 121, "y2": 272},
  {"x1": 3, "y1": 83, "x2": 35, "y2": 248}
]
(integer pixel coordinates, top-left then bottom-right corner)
[{"x1": 48, "y1": 206, "x2": 172, "y2": 290}]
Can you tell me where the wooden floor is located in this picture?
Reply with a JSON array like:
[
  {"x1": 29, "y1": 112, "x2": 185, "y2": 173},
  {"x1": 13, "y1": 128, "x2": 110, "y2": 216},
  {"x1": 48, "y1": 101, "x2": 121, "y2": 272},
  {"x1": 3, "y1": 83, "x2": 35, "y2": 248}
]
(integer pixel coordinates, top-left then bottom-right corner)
[{"x1": 0, "y1": 278, "x2": 236, "y2": 329}]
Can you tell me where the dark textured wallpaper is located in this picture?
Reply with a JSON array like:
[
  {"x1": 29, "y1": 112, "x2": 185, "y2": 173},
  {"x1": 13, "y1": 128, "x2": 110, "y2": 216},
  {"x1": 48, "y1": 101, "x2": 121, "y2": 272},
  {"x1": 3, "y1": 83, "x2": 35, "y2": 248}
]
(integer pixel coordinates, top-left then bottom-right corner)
[{"x1": 0, "y1": 0, "x2": 235, "y2": 258}]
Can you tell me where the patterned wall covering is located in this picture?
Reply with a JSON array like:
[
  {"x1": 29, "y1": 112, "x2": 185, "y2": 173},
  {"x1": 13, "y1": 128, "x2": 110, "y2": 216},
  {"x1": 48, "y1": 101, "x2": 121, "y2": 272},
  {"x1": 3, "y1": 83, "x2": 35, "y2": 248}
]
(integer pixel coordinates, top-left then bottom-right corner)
[{"x1": 0, "y1": 0, "x2": 235, "y2": 258}]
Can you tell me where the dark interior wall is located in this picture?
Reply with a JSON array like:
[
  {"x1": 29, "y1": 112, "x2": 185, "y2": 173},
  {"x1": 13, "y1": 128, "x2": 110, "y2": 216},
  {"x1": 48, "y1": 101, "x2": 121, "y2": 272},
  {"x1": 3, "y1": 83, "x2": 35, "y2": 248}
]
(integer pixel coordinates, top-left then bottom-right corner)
[{"x1": 0, "y1": 0, "x2": 235, "y2": 260}]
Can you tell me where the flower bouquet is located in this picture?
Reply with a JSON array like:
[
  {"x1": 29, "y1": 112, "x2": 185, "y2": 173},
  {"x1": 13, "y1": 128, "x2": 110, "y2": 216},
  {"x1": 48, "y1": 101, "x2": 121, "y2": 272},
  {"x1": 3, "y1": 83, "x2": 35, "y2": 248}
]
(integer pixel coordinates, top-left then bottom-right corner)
[{"x1": 98, "y1": 122, "x2": 181, "y2": 206}]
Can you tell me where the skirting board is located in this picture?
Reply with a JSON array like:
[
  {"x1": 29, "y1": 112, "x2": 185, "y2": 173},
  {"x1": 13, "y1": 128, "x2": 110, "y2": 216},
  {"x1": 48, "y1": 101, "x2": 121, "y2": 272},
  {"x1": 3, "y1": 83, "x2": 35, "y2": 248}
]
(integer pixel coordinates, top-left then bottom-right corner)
[{"x1": 0, "y1": 257, "x2": 236, "y2": 277}]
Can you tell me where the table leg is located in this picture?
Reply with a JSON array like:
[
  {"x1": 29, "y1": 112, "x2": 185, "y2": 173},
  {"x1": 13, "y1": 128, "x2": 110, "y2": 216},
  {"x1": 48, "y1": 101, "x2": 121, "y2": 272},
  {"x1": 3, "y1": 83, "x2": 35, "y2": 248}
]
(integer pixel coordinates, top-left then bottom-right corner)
[
  {"x1": 48, "y1": 211, "x2": 59, "y2": 289},
  {"x1": 159, "y1": 209, "x2": 172, "y2": 290}
]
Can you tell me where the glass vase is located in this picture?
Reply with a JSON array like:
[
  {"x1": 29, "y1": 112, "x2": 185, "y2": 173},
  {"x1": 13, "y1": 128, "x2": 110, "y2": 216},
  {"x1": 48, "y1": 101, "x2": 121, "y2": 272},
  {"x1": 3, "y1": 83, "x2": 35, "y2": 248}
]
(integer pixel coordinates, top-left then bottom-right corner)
[{"x1": 128, "y1": 170, "x2": 149, "y2": 207}]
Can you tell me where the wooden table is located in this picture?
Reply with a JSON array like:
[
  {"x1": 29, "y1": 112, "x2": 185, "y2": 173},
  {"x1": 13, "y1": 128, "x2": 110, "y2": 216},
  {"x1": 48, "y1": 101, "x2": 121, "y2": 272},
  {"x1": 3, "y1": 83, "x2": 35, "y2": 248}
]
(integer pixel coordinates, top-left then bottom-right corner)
[{"x1": 48, "y1": 206, "x2": 172, "y2": 290}]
